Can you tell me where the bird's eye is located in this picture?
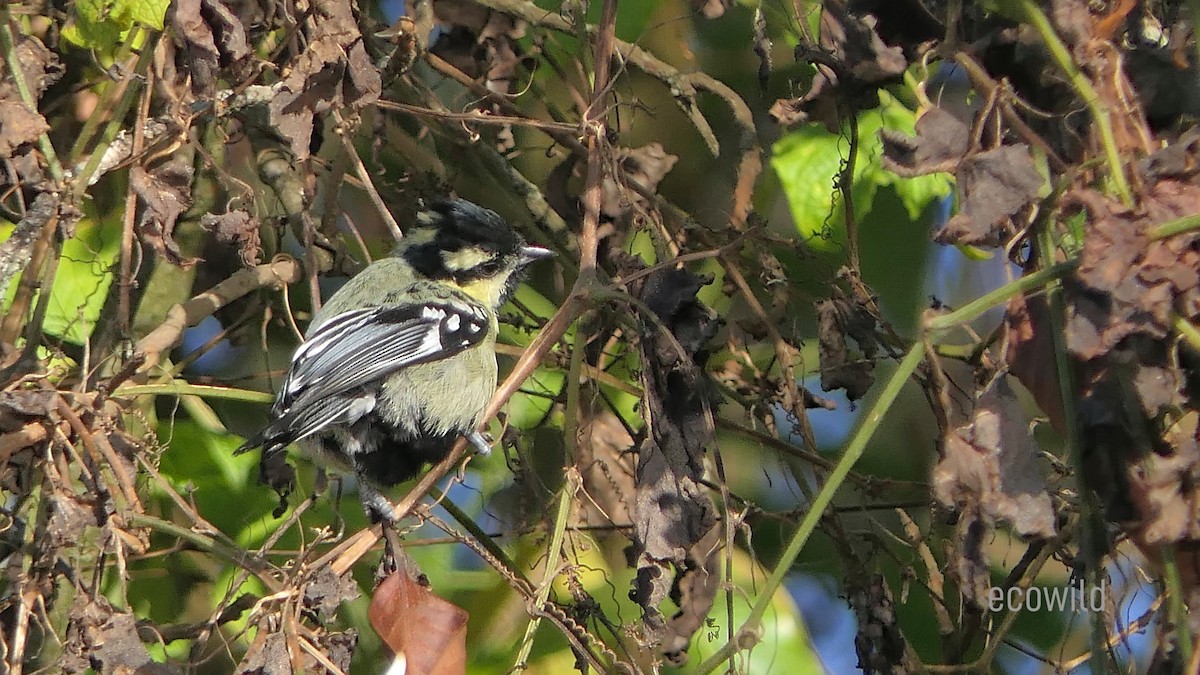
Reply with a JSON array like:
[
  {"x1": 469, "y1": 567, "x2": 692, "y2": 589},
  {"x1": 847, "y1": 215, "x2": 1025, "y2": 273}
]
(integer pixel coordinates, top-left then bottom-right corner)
[{"x1": 477, "y1": 258, "x2": 503, "y2": 275}]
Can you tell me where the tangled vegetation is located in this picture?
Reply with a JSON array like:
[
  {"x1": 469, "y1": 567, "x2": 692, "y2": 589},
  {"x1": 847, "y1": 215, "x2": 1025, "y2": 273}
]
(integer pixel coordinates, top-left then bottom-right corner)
[{"x1": 4, "y1": 0, "x2": 1200, "y2": 673}]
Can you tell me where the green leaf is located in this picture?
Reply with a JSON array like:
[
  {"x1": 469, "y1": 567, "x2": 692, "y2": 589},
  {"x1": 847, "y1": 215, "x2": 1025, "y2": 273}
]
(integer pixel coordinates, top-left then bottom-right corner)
[
  {"x1": 0, "y1": 212, "x2": 121, "y2": 345},
  {"x1": 122, "y1": 0, "x2": 170, "y2": 30},
  {"x1": 771, "y1": 92, "x2": 951, "y2": 251},
  {"x1": 63, "y1": 0, "x2": 167, "y2": 53},
  {"x1": 505, "y1": 367, "x2": 565, "y2": 430}
]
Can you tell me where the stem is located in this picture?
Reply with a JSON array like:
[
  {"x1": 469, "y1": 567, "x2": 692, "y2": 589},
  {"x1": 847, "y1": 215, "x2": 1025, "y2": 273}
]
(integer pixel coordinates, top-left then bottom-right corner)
[
  {"x1": 512, "y1": 473, "x2": 575, "y2": 671},
  {"x1": 1163, "y1": 544, "x2": 1194, "y2": 666},
  {"x1": 693, "y1": 342, "x2": 925, "y2": 675},
  {"x1": 1150, "y1": 213, "x2": 1200, "y2": 240},
  {"x1": 116, "y1": 382, "x2": 276, "y2": 404},
  {"x1": 1010, "y1": 0, "x2": 1131, "y2": 205},
  {"x1": 0, "y1": 8, "x2": 64, "y2": 183},
  {"x1": 1035, "y1": 226, "x2": 1109, "y2": 673},
  {"x1": 926, "y1": 261, "x2": 1077, "y2": 332}
]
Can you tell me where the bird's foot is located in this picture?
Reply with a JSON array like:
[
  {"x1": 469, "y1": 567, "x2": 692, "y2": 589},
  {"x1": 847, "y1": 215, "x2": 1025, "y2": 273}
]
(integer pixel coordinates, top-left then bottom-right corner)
[
  {"x1": 358, "y1": 481, "x2": 398, "y2": 524},
  {"x1": 467, "y1": 430, "x2": 493, "y2": 456}
]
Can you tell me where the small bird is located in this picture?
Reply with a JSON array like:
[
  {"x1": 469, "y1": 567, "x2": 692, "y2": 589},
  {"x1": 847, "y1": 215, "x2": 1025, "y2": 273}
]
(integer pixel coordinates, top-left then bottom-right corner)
[{"x1": 237, "y1": 199, "x2": 553, "y2": 520}]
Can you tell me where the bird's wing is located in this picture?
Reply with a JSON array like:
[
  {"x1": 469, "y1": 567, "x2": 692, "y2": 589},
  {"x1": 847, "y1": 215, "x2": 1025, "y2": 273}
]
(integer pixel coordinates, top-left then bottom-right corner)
[
  {"x1": 283, "y1": 302, "x2": 490, "y2": 412},
  {"x1": 244, "y1": 301, "x2": 490, "y2": 451}
]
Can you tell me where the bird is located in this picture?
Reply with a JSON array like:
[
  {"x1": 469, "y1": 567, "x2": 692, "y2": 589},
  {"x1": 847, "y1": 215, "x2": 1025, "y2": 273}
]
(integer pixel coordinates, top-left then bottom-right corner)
[{"x1": 236, "y1": 199, "x2": 554, "y2": 521}]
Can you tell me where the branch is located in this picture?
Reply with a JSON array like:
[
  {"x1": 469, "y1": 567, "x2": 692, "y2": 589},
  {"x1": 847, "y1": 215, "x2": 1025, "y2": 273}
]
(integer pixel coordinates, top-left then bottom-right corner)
[{"x1": 135, "y1": 257, "x2": 303, "y2": 371}]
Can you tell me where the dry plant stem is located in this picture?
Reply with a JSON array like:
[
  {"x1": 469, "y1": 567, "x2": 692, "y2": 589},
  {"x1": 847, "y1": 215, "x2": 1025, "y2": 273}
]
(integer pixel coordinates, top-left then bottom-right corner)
[
  {"x1": 119, "y1": 78, "x2": 155, "y2": 335},
  {"x1": 0, "y1": 423, "x2": 51, "y2": 464},
  {"x1": 332, "y1": 110, "x2": 403, "y2": 241},
  {"x1": 1007, "y1": 0, "x2": 1131, "y2": 204},
  {"x1": 896, "y1": 509, "x2": 954, "y2": 640},
  {"x1": 0, "y1": 7, "x2": 63, "y2": 183},
  {"x1": 56, "y1": 398, "x2": 141, "y2": 512},
  {"x1": 721, "y1": 258, "x2": 819, "y2": 451},
  {"x1": 952, "y1": 52, "x2": 1068, "y2": 173},
  {"x1": 1058, "y1": 594, "x2": 1162, "y2": 671},
  {"x1": 72, "y1": 31, "x2": 156, "y2": 196},
  {"x1": 135, "y1": 257, "x2": 302, "y2": 371},
  {"x1": 694, "y1": 342, "x2": 925, "y2": 675},
  {"x1": 0, "y1": 203, "x2": 57, "y2": 345},
  {"x1": 965, "y1": 539, "x2": 1057, "y2": 671},
  {"x1": 577, "y1": 0, "x2": 618, "y2": 280},
  {"x1": 375, "y1": 98, "x2": 579, "y2": 140}
]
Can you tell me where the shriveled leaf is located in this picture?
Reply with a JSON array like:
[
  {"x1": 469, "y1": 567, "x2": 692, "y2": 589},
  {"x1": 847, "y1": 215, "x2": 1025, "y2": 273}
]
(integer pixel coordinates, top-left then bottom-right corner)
[
  {"x1": 0, "y1": 34, "x2": 61, "y2": 158},
  {"x1": 934, "y1": 375, "x2": 1057, "y2": 539},
  {"x1": 170, "y1": 0, "x2": 253, "y2": 96},
  {"x1": 880, "y1": 105, "x2": 971, "y2": 176},
  {"x1": 848, "y1": 574, "x2": 907, "y2": 672},
  {"x1": 131, "y1": 160, "x2": 198, "y2": 267},
  {"x1": 303, "y1": 567, "x2": 360, "y2": 622},
  {"x1": 631, "y1": 266, "x2": 722, "y2": 663},
  {"x1": 935, "y1": 145, "x2": 1044, "y2": 247},
  {"x1": 602, "y1": 143, "x2": 679, "y2": 218},
  {"x1": 268, "y1": 0, "x2": 381, "y2": 161},
  {"x1": 769, "y1": 1, "x2": 906, "y2": 129},
  {"x1": 369, "y1": 570, "x2": 468, "y2": 675},
  {"x1": 200, "y1": 210, "x2": 261, "y2": 267},
  {"x1": 815, "y1": 294, "x2": 879, "y2": 401},
  {"x1": 0, "y1": 102, "x2": 49, "y2": 157},
  {"x1": 235, "y1": 631, "x2": 291, "y2": 674},
  {"x1": 63, "y1": 598, "x2": 178, "y2": 674},
  {"x1": 934, "y1": 374, "x2": 1056, "y2": 607}
]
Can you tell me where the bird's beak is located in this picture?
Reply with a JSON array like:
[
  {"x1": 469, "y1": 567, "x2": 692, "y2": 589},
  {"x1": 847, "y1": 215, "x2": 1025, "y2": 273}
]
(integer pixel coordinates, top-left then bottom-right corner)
[{"x1": 519, "y1": 246, "x2": 555, "y2": 265}]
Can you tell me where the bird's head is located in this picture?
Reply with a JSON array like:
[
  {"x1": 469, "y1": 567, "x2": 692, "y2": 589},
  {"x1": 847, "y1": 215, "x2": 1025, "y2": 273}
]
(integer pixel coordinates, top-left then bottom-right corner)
[{"x1": 397, "y1": 199, "x2": 554, "y2": 308}]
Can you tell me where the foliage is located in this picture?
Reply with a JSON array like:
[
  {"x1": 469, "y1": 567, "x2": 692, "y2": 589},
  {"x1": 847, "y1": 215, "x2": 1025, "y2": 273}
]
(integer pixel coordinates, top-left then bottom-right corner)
[{"x1": 3, "y1": 0, "x2": 1200, "y2": 674}]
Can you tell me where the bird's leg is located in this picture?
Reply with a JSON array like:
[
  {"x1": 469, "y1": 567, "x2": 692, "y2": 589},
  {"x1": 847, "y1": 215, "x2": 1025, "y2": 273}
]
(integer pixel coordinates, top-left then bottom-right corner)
[
  {"x1": 357, "y1": 474, "x2": 398, "y2": 523},
  {"x1": 466, "y1": 430, "x2": 492, "y2": 456}
]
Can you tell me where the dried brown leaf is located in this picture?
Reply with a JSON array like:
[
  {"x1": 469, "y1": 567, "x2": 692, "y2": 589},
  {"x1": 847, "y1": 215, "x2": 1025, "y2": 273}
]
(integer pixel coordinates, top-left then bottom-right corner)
[
  {"x1": 131, "y1": 161, "x2": 198, "y2": 268},
  {"x1": 303, "y1": 567, "x2": 360, "y2": 621},
  {"x1": 880, "y1": 106, "x2": 971, "y2": 176},
  {"x1": 933, "y1": 376, "x2": 1057, "y2": 540},
  {"x1": 369, "y1": 570, "x2": 467, "y2": 675},
  {"x1": 631, "y1": 267, "x2": 721, "y2": 662},
  {"x1": 935, "y1": 145, "x2": 1044, "y2": 247},
  {"x1": 169, "y1": 0, "x2": 253, "y2": 96},
  {"x1": 268, "y1": 0, "x2": 381, "y2": 160},
  {"x1": 770, "y1": 1, "x2": 906, "y2": 129},
  {"x1": 602, "y1": 143, "x2": 679, "y2": 218},
  {"x1": 64, "y1": 598, "x2": 178, "y2": 674},
  {"x1": 816, "y1": 295, "x2": 878, "y2": 401},
  {"x1": 0, "y1": 101, "x2": 50, "y2": 158},
  {"x1": 200, "y1": 210, "x2": 261, "y2": 267}
]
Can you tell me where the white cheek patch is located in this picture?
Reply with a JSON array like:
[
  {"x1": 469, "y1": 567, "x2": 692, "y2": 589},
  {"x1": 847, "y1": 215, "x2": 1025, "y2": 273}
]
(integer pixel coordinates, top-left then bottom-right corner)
[{"x1": 442, "y1": 247, "x2": 496, "y2": 272}]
